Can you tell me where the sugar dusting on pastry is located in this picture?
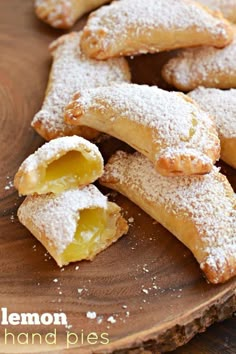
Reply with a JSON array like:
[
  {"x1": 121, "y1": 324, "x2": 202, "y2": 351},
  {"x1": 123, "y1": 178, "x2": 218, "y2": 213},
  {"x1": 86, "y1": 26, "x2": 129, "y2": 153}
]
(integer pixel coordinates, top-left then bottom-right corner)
[
  {"x1": 163, "y1": 33, "x2": 236, "y2": 90},
  {"x1": 35, "y1": 0, "x2": 74, "y2": 28},
  {"x1": 189, "y1": 87, "x2": 236, "y2": 139},
  {"x1": 81, "y1": 0, "x2": 232, "y2": 57},
  {"x1": 18, "y1": 185, "x2": 108, "y2": 255},
  {"x1": 31, "y1": 32, "x2": 130, "y2": 140},
  {"x1": 101, "y1": 151, "x2": 236, "y2": 283},
  {"x1": 66, "y1": 83, "x2": 220, "y2": 174},
  {"x1": 16, "y1": 136, "x2": 101, "y2": 174},
  {"x1": 197, "y1": 0, "x2": 236, "y2": 22}
]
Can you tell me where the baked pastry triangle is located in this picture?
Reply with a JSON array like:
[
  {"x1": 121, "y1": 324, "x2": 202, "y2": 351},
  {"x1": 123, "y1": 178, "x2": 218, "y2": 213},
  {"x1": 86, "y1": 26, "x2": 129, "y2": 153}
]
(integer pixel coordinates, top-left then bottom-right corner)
[
  {"x1": 35, "y1": 0, "x2": 110, "y2": 29},
  {"x1": 14, "y1": 136, "x2": 103, "y2": 195},
  {"x1": 31, "y1": 32, "x2": 130, "y2": 141},
  {"x1": 65, "y1": 84, "x2": 220, "y2": 177},
  {"x1": 18, "y1": 185, "x2": 128, "y2": 267},
  {"x1": 162, "y1": 27, "x2": 236, "y2": 91},
  {"x1": 189, "y1": 87, "x2": 236, "y2": 168},
  {"x1": 80, "y1": 0, "x2": 233, "y2": 59},
  {"x1": 197, "y1": 0, "x2": 236, "y2": 23},
  {"x1": 100, "y1": 151, "x2": 236, "y2": 284}
]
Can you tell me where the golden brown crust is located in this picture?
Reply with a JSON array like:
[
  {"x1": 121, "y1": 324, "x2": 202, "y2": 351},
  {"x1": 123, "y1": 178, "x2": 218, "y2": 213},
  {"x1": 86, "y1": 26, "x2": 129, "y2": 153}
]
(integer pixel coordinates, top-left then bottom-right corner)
[
  {"x1": 80, "y1": 0, "x2": 233, "y2": 59},
  {"x1": 162, "y1": 27, "x2": 236, "y2": 91},
  {"x1": 35, "y1": 0, "x2": 111, "y2": 29},
  {"x1": 65, "y1": 84, "x2": 220, "y2": 177},
  {"x1": 31, "y1": 32, "x2": 131, "y2": 141},
  {"x1": 100, "y1": 151, "x2": 236, "y2": 284}
]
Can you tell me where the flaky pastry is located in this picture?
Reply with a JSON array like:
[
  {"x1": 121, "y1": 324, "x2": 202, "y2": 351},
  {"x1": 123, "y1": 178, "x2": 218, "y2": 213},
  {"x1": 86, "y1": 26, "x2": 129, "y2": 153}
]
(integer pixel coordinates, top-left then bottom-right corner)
[
  {"x1": 189, "y1": 87, "x2": 236, "y2": 168},
  {"x1": 100, "y1": 151, "x2": 236, "y2": 284},
  {"x1": 35, "y1": 0, "x2": 110, "y2": 29},
  {"x1": 65, "y1": 84, "x2": 220, "y2": 177},
  {"x1": 14, "y1": 136, "x2": 103, "y2": 195},
  {"x1": 32, "y1": 32, "x2": 130, "y2": 141},
  {"x1": 162, "y1": 27, "x2": 236, "y2": 91},
  {"x1": 18, "y1": 185, "x2": 128, "y2": 267},
  {"x1": 80, "y1": 0, "x2": 233, "y2": 59},
  {"x1": 197, "y1": 0, "x2": 236, "y2": 23}
]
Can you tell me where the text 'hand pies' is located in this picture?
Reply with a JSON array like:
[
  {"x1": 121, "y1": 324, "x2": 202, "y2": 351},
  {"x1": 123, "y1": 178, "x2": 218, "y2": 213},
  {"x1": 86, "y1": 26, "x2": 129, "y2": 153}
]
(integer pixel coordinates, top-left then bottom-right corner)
[
  {"x1": 80, "y1": 0, "x2": 233, "y2": 59},
  {"x1": 35, "y1": 0, "x2": 110, "y2": 29},
  {"x1": 162, "y1": 27, "x2": 236, "y2": 91},
  {"x1": 31, "y1": 32, "x2": 131, "y2": 141},
  {"x1": 14, "y1": 136, "x2": 103, "y2": 195},
  {"x1": 189, "y1": 87, "x2": 236, "y2": 168},
  {"x1": 197, "y1": 0, "x2": 236, "y2": 23},
  {"x1": 100, "y1": 151, "x2": 236, "y2": 284},
  {"x1": 18, "y1": 185, "x2": 128, "y2": 267},
  {"x1": 65, "y1": 84, "x2": 220, "y2": 177}
]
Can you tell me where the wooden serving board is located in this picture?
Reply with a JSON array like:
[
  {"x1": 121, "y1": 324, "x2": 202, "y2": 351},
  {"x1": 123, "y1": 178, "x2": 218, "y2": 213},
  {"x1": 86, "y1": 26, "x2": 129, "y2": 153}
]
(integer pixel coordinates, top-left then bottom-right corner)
[{"x1": 0, "y1": 1, "x2": 235, "y2": 353}]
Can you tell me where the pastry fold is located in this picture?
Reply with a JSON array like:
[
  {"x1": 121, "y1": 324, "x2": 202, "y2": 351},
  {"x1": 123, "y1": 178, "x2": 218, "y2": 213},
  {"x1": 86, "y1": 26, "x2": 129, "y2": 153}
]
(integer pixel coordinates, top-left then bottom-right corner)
[
  {"x1": 18, "y1": 185, "x2": 128, "y2": 267},
  {"x1": 65, "y1": 84, "x2": 220, "y2": 177},
  {"x1": 80, "y1": 0, "x2": 233, "y2": 59},
  {"x1": 162, "y1": 27, "x2": 236, "y2": 91},
  {"x1": 188, "y1": 87, "x2": 236, "y2": 168},
  {"x1": 35, "y1": 0, "x2": 110, "y2": 29},
  {"x1": 197, "y1": 0, "x2": 236, "y2": 23},
  {"x1": 31, "y1": 32, "x2": 130, "y2": 141},
  {"x1": 14, "y1": 136, "x2": 103, "y2": 195},
  {"x1": 100, "y1": 151, "x2": 236, "y2": 284}
]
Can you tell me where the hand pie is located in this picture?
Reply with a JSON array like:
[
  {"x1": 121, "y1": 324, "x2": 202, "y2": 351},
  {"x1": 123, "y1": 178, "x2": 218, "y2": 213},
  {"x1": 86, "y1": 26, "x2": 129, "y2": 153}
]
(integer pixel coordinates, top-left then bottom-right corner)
[
  {"x1": 189, "y1": 87, "x2": 236, "y2": 168},
  {"x1": 31, "y1": 32, "x2": 131, "y2": 141},
  {"x1": 18, "y1": 185, "x2": 128, "y2": 267},
  {"x1": 65, "y1": 84, "x2": 220, "y2": 177},
  {"x1": 196, "y1": 0, "x2": 236, "y2": 23},
  {"x1": 100, "y1": 151, "x2": 236, "y2": 284},
  {"x1": 162, "y1": 28, "x2": 236, "y2": 91},
  {"x1": 14, "y1": 136, "x2": 103, "y2": 195},
  {"x1": 35, "y1": 0, "x2": 110, "y2": 29},
  {"x1": 80, "y1": 0, "x2": 233, "y2": 59}
]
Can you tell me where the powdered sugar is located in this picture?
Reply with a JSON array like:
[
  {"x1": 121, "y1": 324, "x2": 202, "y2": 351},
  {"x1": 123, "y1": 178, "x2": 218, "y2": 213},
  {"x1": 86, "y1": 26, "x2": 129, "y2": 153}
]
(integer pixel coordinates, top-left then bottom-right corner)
[
  {"x1": 32, "y1": 32, "x2": 130, "y2": 139},
  {"x1": 67, "y1": 83, "x2": 219, "y2": 168},
  {"x1": 16, "y1": 135, "x2": 102, "y2": 174},
  {"x1": 101, "y1": 151, "x2": 236, "y2": 282},
  {"x1": 189, "y1": 87, "x2": 236, "y2": 139},
  {"x1": 35, "y1": 0, "x2": 74, "y2": 28},
  {"x1": 18, "y1": 185, "x2": 108, "y2": 255},
  {"x1": 82, "y1": 0, "x2": 231, "y2": 56},
  {"x1": 163, "y1": 34, "x2": 236, "y2": 90},
  {"x1": 197, "y1": 0, "x2": 236, "y2": 22}
]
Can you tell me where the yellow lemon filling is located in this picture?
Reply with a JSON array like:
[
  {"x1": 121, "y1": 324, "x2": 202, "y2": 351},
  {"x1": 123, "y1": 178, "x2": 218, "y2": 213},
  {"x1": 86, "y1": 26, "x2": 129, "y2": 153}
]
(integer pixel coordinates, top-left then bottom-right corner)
[
  {"x1": 36, "y1": 151, "x2": 99, "y2": 194},
  {"x1": 62, "y1": 208, "x2": 106, "y2": 263}
]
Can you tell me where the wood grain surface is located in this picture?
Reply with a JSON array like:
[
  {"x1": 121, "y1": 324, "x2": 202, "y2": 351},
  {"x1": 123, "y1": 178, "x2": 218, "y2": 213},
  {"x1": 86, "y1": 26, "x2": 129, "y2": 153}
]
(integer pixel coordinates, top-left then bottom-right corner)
[{"x1": 0, "y1": 1, "x2": 235, "y2": 353}]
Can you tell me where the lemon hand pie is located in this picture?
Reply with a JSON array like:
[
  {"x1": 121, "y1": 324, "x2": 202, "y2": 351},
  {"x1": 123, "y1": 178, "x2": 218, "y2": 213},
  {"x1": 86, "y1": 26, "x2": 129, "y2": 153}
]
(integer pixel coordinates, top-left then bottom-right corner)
[
  {"x1": 100, "y1": 151, "x2": 236, "y2": 284},
  {"x1": 189, "y1": 87, "x2": 236, "y2": 168},
  {"x1": 31, "y1": 32, "x2": 130, "y2": 141},
  {"x1": 18, "y1": 185, "x2": 128, "y2": 267},
  {"x1": 80, "y1": 0, "x2": 233, "y2": 59},
  {"x1": 14, "y1": 136, "x2": 103, "y2": 195},
  {"x1": 65, "y1": 84, "x2": 220, "y2": 177},
  {"x1": 162, "y1": 28, "x2": 236, "y2": 91},
  {"x1": 35, "y1": 0, "x2": 110, "y2": 29}
]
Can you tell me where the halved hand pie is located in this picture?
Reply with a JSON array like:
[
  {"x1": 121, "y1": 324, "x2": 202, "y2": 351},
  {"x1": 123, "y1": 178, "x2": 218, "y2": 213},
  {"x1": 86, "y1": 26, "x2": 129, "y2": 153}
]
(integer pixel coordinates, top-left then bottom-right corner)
[
  {"x1": 100, "y1": 151, "x2": 236, "y2": 284},
  {"x1": 80, "y1": 0, "x2": 233, "y2": 59},
  {"x1": 197, "y1": 0, "x2": 236, "y2": 23},
  {"x1": 17, "y1": 185, "x2": 128, "y2": 267},
  {"x1": 65, "y1": 84, "x2": 220, "y2": 177},
  {"x1": 31, "y1": 32, "x2": 130, "y2": 141},
  {"x1": 162, "y1": 27, "x2": 236, "y2": 91},
  {"x1": 14, "y1": 136, "x2": 103, "y2": 195},
  {"x1": 189, "y1": 87, "x2": 236, "y2": 168},
  {"x1": 35, "y1": 0, "x2": 110, "y2": 29}
]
